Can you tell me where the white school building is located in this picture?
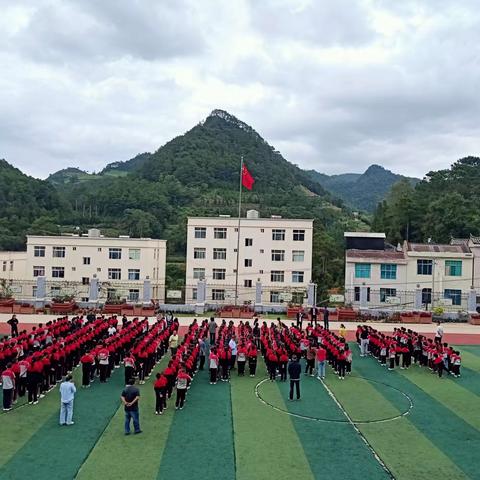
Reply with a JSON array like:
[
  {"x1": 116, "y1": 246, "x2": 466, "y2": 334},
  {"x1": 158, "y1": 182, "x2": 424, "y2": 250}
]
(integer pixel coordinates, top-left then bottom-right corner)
[{"x1": 185, "y1": 211, "x2": 314, "y2": 307}]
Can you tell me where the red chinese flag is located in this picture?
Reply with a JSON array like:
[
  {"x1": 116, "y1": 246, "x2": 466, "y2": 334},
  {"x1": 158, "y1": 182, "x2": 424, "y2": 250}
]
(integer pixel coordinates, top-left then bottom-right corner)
[{"x1": 242, "y1": 164, "x2": 255, "y2": 190}]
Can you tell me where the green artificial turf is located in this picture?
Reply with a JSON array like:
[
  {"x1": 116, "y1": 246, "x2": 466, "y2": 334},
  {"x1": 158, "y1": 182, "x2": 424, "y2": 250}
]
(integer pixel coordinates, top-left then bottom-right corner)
[
  {"x1": 157, "y1": 368, "x2": 235, "y2": 480},
  {"x1": 76, "y1": 356, "x2": 173, "y2": 480},
  {"x1": 230, "y1": 362, "x2": 314, "y2": 480},
  {"x1": 0, "y1": 366, "x2": 125, "y2": 480}
]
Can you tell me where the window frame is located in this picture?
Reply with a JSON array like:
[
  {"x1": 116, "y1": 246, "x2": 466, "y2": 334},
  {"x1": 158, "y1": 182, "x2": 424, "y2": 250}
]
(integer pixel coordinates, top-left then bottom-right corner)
[
  {"x1": 128, "y1": 248, "x2": 141, "y2": 260},
  {"x1": 52, "y1": 246, "x2": 66, "y2": 258},
  {"x1": 293, "y1": 229, "x2": 305, "y2": 241},
  {"x1": 108, "y1": 248, "x2": 122, "y2": 260},
  {"x1": 272, "y1": 229, "x2": 286, "y2": 241},
  {"x1": 34, "y1": 246, "x2": 45, "y2": 257},
  {"x1": 213, "y1": 227, "x2": 227, "y2": 239},
  {"x1": 213, "y1": 248, "x2": 227, "y2": 260},
  {"x1": 355, "y1": 263, "x2": 371, "y2": 279},
  {"x1": 107, "y1": 268, "x2": 122, "y2": 280},
  {"x1": 445, "y1": 260, "x2": 462, "y2": 277},
  {"x1": 51, "y1": 266, "x2": 65, "y2": 278},
  {"x1": 33, "y1": 266, "x2": 45, "y2": 277},
  {"x1": 270, "y1": 270, "x2": 285, "y2": 282},
  {"x1": 380, "y1": 263, "x2": 397, "y2": 280},
  {"x1": 128, "y1": 269, "x2": 141, "y2": 281},
  {"x1": 194, "y1": 227, "x2": 207, "y2": 239},
  {"x1": 292, "y1": 271, "x2": 304, "y2": 283},
  {"x1": 417, "y1": 259, "x2": 433, "y2": 275},
  {"x1": 271, "y1": 249, "x2": 285, "y2": 262},
  {"x1": 193, "y1": 247, "x2": 206, "y2": 260},
  {"x1": 212, "y1": 268, "x2": 226, "y2": 280}
]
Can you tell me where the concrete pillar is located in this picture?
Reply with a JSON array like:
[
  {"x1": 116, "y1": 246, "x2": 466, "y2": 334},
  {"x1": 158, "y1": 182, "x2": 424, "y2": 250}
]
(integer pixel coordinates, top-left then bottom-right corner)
[
  {"x1": 143, "y1": 277, "x2": 152, "y2": 305},
  {"x1": 307, "y1": 282, "x2": 316, "y2": 307},
  {"x1": 88, "y1": 275, "x2": 99, "y2": 303},
  {"x1": 359, "y1": 284, "x2": 368, "y2": 308},
  {"x1": 195, "y1": 280, "x2": 206, "y2": 314},
  {"x1": 468, "y1": 287, "x2": 477, "y2": 313},
  {"x1": 255, "y1": 281, "x2": 263, "y2": 313},
  {"x1": 35, "y1": 276, "x2": 46, "y2": 308},
  {"x1": 414, "y1": 285, "x2": 422, "y2": 309}
]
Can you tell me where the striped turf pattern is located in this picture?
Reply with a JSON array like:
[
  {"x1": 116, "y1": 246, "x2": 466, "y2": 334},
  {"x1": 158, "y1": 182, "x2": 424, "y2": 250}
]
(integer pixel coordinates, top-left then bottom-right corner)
[{"x1": 0, "y1": 346, "x2": 479, "y2": 480}]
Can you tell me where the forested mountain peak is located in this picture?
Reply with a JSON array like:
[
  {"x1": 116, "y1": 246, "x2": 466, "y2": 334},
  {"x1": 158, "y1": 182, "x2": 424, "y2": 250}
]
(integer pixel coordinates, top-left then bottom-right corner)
[{"x1": 307, "y1": 164, "x2": 419, "y2": 212}]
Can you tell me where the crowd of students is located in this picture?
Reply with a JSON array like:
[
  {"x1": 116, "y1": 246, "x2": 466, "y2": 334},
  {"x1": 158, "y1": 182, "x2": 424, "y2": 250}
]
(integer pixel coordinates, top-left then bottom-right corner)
[
  {"x1": 1, "y1": 315, "x2": 122, "y2": 411},
  {"x1": 356, "y1": 324, "x2": 462, "y2": 378}
]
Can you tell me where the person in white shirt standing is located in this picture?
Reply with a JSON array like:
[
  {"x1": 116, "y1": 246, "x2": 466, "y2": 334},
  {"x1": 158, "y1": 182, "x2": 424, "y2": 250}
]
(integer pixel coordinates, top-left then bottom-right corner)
[
  {"x1": 228, "y1": 336, "x2": 237, "y2": 370},
  {"x1": 59, "y1": 374, "x2": 76, "y2": 426},
  {"x1": 434, "y1": 322, "x2": 444, "y2": 345}
]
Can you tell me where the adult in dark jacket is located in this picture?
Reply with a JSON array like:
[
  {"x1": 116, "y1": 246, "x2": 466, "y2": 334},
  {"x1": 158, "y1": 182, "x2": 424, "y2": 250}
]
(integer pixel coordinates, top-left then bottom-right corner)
[
  {"x1": 288, "y1": 355, "x2": 301, "y2": 400},
  {"x1": 323, "y1": 308, "x2": 329, "y2": 330}
]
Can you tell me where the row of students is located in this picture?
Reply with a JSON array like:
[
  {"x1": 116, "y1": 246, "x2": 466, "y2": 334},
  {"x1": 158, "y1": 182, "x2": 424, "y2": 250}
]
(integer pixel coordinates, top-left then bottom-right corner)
[{"x1": 357, "y1": 325, "x2": 462, "y2": 378}]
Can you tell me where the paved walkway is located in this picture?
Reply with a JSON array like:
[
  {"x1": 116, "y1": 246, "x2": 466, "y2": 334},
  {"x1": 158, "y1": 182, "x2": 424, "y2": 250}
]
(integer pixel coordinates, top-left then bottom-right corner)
[{"x1": 1, "y1": 313, "x2": 480, "y2": 341}]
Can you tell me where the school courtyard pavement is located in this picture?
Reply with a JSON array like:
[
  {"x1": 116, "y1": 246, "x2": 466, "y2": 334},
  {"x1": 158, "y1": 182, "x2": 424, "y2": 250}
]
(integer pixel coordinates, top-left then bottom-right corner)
[{"x1": 1, "y1": 313, "x2": 479, "y2": 343}]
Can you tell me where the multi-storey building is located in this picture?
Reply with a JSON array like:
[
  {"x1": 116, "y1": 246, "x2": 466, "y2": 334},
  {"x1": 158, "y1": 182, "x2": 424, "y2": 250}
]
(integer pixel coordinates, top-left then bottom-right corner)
[
  {"x1": 0, "y1": 229, "x2": 166, "y2": 303},
  {"x1": 345, "y1": 232, "x2": 475, "y2": 311},
  {"x1": 185, "y1": 211, "x2": 313, "y2": 305}
]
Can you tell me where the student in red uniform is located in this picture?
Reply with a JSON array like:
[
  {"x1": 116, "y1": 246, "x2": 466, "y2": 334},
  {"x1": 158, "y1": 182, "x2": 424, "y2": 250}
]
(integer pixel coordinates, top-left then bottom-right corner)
[
  {"x1": 209, "y1": 348, "x2": 219, "y2": 384},
  {"x1": 247, "y1": 344, "x2": 257, "y2": 377},
  {"x1": 80, "y1": 351, "x2": 94, "y2": 387},
  {"x1": 124, "y1": 354, "x2": 136, "y2": 385},
  {"x1": 175, "y1": 368, "x2": 192, "y2": 410},
  {"x1": 97, "y1": 344, "x2": 110, "y2": 383},
  {"x1": 2, "y1": 363, "x2": 15, "y2": 411},
  {"x1": 154, "y1": 372, "x2": 168, "y2": 415},
  {"x1": 237, "y1": 343, "x2": 247, "y2": 376}
]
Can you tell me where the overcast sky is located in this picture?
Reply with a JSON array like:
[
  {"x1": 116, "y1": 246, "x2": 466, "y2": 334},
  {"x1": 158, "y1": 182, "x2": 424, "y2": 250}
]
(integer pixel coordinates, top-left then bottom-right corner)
[{"x1": 1, "y1": 0, "x2": 479, "y2": 179}]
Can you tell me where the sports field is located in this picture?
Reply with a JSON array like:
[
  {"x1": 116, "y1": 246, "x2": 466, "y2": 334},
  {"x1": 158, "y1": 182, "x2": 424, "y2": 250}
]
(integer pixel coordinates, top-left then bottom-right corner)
[{"x1": 1, "y1": 343, "x2": 479, "y2": 480}]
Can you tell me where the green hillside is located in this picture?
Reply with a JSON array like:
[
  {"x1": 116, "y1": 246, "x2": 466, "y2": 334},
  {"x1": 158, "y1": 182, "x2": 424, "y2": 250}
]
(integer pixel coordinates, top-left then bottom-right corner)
[{"x1": 307, "y1": 164, "x2": 419, "y2": 212}]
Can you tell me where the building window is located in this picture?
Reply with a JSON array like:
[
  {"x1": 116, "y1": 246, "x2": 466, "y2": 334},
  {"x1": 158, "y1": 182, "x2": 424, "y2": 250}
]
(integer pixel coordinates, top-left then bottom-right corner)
[
  {"x1": 244, "y1": 279, "x2": 252, "y2": 288},
  {"x1": 213, "y1": 248, "x2": 227, "y2": 260},
  {"x1": 214, "y1": 228, "x2": 227, "y2": 239},
  {"x1": 245, "y1": 238, "x2": 253, "y2": 247},
  {"x1": 108, "y1": 268, "x2": 121, "y2": 280},
  {"x1": 194, "y1": 248, "x2": 206, "y2": 259},
  {"x1": 109, "y1": 248, "x2": 122, "y2": 260},
  {"x1": 445, "y1": 260, "x2": 462, "y2": 276},
  {"x1": 380, "y1": 264, "x2": 397, "y2": 280},
  {"x1": 72, "y1": 247, "x2": 76, "y2": 251},
  {"x1": 260, "y1": 249, "x2": 264, "y2": 254},
  {"x1": 194, "y1": 227, "x2": 206, "y2": 239},
  {"x1": 355, "y1": 263, "x2": 371, "y2": 279},
  {"x1": 98, "y1": 247, "x2": 102, "y2": 252},
  {"x1": 52, "y1": 246, "x2": 66, "y2": 258},
  {"x1": 380, "y1": 288, "x2": 397, "y2": 302},
  {"x1": 193, "y1": 268, "x2": 205, "y2": 280},
  {"x1": 33, "y1": 266, "x2": 45, "y2": 277},
  {"x1": 52, "y1": 266, "x2": 65, "y2": 278},
  {"x1": 34, "y1": 246, "x2": 45, "y2": 257},
  {"x1": 270, "y1": 291, "x2": 280, "y2": 303},
  {"x1": 292, "y1": 291, "x2": 305, "y2": 304},
  {"x1": 259, "y1": 269, "x2": 264, "y2": 274},
  {"x1": 272, "y1": 229, "x2": 285, "y2": 241},
  {"x1": 32, "y1": 286, "x2": 37, "y2": 297},
  {"x1": 244, "y1": 259, "x2": 252, "y2": 267},
  {"x1": 192, "y1": 288, "x2": 198, "y2": 300},
  {"x1": 50, "y1": 286, "x2": 61, "y2": 296},
  {"x1": 293, "y1": 230, "x2": 305, "y2": 241},
  {"x1": 271, "y1": 270, "x2": 284, "y2": 282},
  {"x1": 213, "y1": 268, "x2": 226, "y2": 280},
  {"x1": 107, "y1": 288, "x2": 117, "y2": 300},
  {"x1": 97, "y1": 267, "x2": 102, "y2": 272},
  {"x1": 9, "y1": 261, "x2": 13, "y2": 271},
  {"x1": 128, "y1": 289, "x2": 140, "y2": 302},
  {"x1": 2, "y1": 261, "x2": 6, "y2": 272},
  {"x1": 292, "y1": 271, "x2": 304, "y2": 283},
  {"x1": 260, "y1": 228, "x2": 264, "y2": 233},
  {"x1": 444, "y1": 289, "x2": 462, "y2": 306},
  {"x1": 83, "y1": 257, "x2": 91, "y2": 265},
  {"x1": 71, "y1": 266, "x2": 76, "y2": 272},
  {"x1": 129, "y1": 248, "x2": 141, "y2": 260},
  {"x1": 422, "y1": 288, "x2": 432, "y2": 305},
  {"x1": 271, "y1": 250, "x2": 285, "y2": 262},
  {"x1": 417, "y1": 259, "x2": 433, "y2": 275},
  {"x1": 212, "y1": 289, "x2": 225, "y2": 301},
  {"x1": 354, "y1": 287, "x2": 371, "y2": 302},
  {"x1": 82, "y1": 277, "x2": 90, "y2": 285},
  {"x1": 292, "y1": 250, "x2": 305, "y2": 262},
  {"x1": 128, "y1": 269, "x2": 140, "y2": 281}
]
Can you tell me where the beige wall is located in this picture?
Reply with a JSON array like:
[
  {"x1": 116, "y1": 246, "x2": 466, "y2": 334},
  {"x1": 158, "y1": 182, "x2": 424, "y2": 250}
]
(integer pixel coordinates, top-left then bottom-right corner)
[
  {"x1": 0, "y1": 251, "x2": 27, "y2": 280},
  {"x1": 186, "y1": 216, "x2": 313, "y2": 304}
]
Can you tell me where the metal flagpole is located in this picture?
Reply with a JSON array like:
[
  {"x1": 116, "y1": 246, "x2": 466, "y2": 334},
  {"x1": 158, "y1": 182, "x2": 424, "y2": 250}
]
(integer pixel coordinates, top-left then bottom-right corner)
[{"x1": 234, "y1": 155, "x2": 244, "y2": 306}]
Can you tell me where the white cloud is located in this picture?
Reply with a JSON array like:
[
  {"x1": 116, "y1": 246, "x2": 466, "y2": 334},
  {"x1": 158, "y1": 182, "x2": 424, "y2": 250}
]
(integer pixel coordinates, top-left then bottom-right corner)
[{"x1": 1, "y1": 0, "x2": 480, "y2": 178}]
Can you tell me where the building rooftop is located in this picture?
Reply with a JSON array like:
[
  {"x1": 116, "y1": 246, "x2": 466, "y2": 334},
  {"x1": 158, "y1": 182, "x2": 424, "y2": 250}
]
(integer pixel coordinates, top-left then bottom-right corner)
[
  {"x1": 405, "y1": 242, "x2": 470, "y2": 254},
  {"x1": 187, "y1": 216, "x2": 314, "y2": 222},
  {"x1": 470, "y1": 235, "x2": 480, "y2": 245},
  {"x1": 344, "y1": 232, "x2": 386, "y2": 239},
  {"x1": 346, "y1": 249, "x2": 405, "y2": 260}
]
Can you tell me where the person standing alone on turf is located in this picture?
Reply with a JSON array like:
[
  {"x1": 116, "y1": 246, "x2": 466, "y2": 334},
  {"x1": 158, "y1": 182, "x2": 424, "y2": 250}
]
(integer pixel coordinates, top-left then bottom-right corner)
[
  {"x1": 122, "y1": 378, "x2": 141, "y2": 435},
  {"x1": 59, "y1": 374, "x2": 76, "y2": 425},
  {"x1": 323, "y1": 308, "x2": 329, "y2": 330},
  {"x1": 288, "y1": 355, "x2": 301, "y2": 401}
]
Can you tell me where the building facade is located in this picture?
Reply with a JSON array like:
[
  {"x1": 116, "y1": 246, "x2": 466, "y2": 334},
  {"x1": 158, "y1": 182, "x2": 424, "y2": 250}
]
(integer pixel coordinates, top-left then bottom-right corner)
[
  {"x1": 185, "y1": 211, "x2": 314, "y2": 306},
  {"x1": 0, "y1": 229, "x2": 167, "y2": 303},
  {"x1": 345, "y1": 232, "x2": 475, "y2": 311}
]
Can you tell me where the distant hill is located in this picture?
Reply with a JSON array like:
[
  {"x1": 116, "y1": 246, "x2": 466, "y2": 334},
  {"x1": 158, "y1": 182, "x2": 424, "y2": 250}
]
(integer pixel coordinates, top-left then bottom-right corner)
[{"x1": 306, "y1": 164, "x2": 419, "y2": 212}]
